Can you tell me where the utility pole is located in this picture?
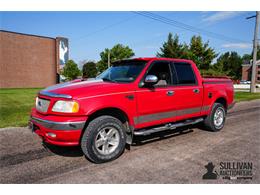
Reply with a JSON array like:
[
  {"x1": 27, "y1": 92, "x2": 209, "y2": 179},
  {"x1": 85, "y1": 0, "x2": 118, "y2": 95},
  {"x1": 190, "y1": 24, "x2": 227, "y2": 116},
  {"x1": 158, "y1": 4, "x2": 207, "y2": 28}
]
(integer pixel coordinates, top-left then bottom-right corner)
[
  {"x1": 247, "y1": 11, "x2": 259, "y2": 93},
  {"x1": 108, "y1": 50, "x2": 111, "y2": 68}
]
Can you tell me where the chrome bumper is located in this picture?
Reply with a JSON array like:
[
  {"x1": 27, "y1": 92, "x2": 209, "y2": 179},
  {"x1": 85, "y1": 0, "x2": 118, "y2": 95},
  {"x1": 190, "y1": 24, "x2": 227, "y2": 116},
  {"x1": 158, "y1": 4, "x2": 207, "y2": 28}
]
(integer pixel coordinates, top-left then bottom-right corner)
[{"x1": 30, "y1": 117, "x2": 85, "y2": 130}]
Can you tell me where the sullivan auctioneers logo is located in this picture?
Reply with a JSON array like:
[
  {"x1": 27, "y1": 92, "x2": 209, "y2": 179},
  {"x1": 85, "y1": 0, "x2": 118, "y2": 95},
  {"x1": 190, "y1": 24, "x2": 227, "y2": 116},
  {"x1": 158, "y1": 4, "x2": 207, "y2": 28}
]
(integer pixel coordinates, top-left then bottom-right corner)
[{"x1": 202, "y1": 161, "x2": 253, "y2": 180}]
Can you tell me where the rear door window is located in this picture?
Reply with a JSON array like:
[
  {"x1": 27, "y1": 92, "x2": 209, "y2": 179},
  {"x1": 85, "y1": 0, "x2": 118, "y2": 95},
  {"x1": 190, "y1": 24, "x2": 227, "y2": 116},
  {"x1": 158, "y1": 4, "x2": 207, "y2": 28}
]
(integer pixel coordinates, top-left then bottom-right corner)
[{"x1": 173, "y1": 62, "x2": 197, "y2": 85}]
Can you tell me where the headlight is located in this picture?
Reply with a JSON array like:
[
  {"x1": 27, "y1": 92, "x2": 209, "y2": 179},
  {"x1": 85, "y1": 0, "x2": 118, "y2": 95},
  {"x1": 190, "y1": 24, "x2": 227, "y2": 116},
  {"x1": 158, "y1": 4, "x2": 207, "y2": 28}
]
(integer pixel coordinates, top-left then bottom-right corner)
[
  {"x1": 35, "y1": 97, "x2": 39, "y2": 105},
  {"x1": 52, "y1": 100, "x2": 79, "y2": 113}
]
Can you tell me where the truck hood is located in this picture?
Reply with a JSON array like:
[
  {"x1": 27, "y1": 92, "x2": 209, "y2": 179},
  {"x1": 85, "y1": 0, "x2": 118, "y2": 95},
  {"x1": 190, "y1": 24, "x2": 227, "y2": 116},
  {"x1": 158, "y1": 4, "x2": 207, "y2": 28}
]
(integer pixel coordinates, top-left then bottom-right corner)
[{"x1": 39, "y1": 79, "x2": 132, "y2": 99}]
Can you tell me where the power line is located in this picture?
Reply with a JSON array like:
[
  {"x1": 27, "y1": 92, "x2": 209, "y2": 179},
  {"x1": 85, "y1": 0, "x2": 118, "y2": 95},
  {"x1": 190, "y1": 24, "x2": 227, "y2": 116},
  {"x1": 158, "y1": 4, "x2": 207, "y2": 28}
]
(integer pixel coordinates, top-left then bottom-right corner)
[
  {"x1": 242, "y1": 12, "x2": 254, "y2": 18},
  {"x1": 133, "y1": 11, "x2": 249, "y2": 43},
  {"x1": 136, "y1": 11, "x2": 248, "y2": 43}
]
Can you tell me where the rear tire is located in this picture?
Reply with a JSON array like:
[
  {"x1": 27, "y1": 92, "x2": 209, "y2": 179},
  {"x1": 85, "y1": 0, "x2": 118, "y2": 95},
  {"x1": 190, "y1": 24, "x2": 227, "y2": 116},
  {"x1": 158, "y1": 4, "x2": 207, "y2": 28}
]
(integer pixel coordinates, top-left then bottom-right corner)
[
  {"x1": 81, "y1": 115, "x2": 126, "y2": 163},
  {"x1": 203, "y1": 103, "x2": 226, "y2": 132}
]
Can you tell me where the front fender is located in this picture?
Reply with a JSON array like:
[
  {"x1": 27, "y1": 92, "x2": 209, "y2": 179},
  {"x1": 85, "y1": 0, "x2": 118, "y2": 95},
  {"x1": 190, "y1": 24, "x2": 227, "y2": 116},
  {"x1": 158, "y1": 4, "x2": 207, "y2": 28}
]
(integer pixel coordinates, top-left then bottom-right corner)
[{"x1": 78, "y1": 94, "x2": 137, "y2": 126}]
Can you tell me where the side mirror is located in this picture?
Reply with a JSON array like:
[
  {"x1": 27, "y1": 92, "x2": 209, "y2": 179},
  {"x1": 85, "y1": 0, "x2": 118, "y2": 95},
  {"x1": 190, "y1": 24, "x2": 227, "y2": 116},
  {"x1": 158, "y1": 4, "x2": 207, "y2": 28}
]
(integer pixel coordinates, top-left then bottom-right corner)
[{"x1": 144, "y1": 75, "x2": 158, "y2": 85}]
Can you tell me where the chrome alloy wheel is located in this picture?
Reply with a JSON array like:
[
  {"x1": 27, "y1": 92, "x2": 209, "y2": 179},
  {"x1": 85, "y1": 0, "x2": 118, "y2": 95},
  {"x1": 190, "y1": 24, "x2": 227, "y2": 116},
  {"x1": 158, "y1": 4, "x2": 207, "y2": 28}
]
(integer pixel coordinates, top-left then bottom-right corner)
[
  {"x1": 95, "y1": 127, "x2": 120, "y2": 155},
  {"x1": 214, "y1": 107, "x2": 225, "y2": 128}
]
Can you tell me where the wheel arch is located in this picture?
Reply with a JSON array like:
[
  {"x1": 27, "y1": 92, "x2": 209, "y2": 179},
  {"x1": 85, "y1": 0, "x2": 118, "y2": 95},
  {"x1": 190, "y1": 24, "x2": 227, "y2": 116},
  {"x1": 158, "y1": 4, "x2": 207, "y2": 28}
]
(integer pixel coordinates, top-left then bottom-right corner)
[
  {"x1": 214, "y1": 97, "x2": 227, "y2": 110},
  {"x1": 81, "y1": 107, "x2": 134, "y2": 144},
  {"x1": 87, "y1": 107, "x2": 129, "y2": 124}
]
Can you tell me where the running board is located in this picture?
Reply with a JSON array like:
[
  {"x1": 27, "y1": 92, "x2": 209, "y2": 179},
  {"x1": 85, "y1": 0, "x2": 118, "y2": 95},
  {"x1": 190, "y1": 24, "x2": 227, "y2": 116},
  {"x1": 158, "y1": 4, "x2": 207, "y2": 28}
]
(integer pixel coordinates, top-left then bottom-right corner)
[{"x1": 133, "y1": 118, "x2": 204, "y2": 136}]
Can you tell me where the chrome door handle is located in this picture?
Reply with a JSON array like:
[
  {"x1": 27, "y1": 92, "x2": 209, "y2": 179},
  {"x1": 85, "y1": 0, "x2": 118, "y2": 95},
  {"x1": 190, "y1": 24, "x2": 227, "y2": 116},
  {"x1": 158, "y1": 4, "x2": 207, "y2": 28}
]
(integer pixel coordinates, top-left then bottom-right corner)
[
  {"x1": 193, "y1": 89, "x2": 200, "y2": 93},
  {"x1": 166, "y1": 90, "x2": 174, "y2": 96}
]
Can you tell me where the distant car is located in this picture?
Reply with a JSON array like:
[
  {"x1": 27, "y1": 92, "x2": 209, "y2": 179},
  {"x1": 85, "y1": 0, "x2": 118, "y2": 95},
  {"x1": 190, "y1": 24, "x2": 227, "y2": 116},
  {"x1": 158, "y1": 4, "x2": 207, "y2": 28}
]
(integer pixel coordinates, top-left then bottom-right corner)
[
  {"x1": 232, "y1": 80, "x2": 240, "y2": 84},
  {"x1": 240, "y1": 80, "x2": 251, "y2": 84}
]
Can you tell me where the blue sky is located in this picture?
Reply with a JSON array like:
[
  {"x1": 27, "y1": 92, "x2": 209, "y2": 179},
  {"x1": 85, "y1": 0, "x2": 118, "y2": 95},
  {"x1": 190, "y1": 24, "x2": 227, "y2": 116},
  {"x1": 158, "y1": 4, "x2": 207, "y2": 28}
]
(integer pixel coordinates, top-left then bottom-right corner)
[{"x1": 0, "y1": 11, "x2": 258, "y2": 66}]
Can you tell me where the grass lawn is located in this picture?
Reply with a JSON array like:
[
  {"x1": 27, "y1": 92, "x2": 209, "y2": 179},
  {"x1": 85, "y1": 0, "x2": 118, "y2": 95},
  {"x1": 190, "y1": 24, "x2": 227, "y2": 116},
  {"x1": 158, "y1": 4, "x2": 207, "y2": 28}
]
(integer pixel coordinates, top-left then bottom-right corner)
[
  {"x1": 0, "y1": 88, "x2": 42, "y2": 128},
  {"x1": 0, "y1": 89, "x2": 260, "y2": 128},
  {"x1": 234, "y1": 91, "x2": 260, "y2": 102}
]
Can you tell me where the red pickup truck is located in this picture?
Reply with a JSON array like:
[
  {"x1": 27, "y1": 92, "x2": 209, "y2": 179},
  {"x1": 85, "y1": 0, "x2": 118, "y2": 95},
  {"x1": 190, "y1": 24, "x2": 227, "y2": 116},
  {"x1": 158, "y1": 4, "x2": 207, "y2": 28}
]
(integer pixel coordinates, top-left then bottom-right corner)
[{"x1": 29, "y1": 57, "x2": 235, "y2": 163}]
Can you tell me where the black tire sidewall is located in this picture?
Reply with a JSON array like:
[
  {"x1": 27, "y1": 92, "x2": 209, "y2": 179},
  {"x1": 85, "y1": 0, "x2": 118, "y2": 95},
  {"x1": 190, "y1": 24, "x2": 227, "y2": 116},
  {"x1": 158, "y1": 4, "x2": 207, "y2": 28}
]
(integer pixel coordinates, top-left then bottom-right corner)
[
  {"x1": 91, "y1": 121, "x2": 125, "y2": 161},
  {"x1": 81, "y1": 116, "x2": 126, "y2": 163},
  {"x1": 210, "y1": 103, "x2": 226, "y2": 131}
]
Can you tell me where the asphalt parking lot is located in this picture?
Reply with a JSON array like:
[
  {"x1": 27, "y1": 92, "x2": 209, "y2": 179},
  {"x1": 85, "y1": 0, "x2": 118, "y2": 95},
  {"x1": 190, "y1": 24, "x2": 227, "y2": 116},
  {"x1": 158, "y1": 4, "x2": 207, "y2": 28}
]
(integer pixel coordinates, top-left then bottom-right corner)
[{"x1": 0, "y1": 100, "x2": 259, "y2": 184}]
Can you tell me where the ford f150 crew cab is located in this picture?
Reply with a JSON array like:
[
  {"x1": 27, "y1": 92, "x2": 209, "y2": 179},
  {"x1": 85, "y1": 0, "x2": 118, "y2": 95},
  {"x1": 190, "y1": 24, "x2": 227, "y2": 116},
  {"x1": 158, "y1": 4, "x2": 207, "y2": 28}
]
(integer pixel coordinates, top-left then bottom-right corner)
[{"x1": 29, "y1": 57, "x2": 235, "y2": 163}]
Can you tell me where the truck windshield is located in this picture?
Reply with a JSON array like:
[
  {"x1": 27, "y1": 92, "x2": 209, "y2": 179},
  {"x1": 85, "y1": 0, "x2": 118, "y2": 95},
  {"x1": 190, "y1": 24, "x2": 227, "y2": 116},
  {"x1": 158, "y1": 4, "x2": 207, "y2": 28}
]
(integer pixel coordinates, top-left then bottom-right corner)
[{"x1": 96, "y1": 60, "x2": 147, "y2": 83}]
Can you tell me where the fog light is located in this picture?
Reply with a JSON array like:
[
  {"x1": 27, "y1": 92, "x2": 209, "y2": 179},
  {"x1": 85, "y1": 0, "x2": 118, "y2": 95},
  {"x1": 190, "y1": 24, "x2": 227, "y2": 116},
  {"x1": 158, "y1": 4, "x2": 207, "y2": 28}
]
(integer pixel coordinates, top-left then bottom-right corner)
[{"x1": 46, "y1": 132, "x2": 56, "y2": 138}]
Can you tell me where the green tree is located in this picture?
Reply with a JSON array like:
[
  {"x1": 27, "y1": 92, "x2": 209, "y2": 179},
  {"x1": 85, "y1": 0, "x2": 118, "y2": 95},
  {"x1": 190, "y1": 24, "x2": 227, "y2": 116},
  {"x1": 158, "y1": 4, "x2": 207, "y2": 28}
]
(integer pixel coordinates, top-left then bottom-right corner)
[
  {"x1": 62, "y1": 60, "x2": 81, "y2": 80},
  {"x1": 97, "y1": 44, "x2": 135, "y2": 73},
  {"x1": 157, "y1": 33, "x2": 188, "y2": 58},
  {"x1": 82, "y1": 61, "x2": 97, "y2": 78},
  {"x1": 213, "y1": 51, "x2": 242, "y2": 80},
  {"x1": 200, "y1": 68, "x2": 229, "y2": 77},
  {"x1": 187, "y1": 35, "x2": 217, "y2": 70},
  {"x1": 242, "y1": 46, "x2": 260, "y2": 63},
  {"x1": 242, "y1": 54, "x2": 252, "y2": 63},
  {"x1": 157, "y1": 34, "x2": 217, "y2": 70}
]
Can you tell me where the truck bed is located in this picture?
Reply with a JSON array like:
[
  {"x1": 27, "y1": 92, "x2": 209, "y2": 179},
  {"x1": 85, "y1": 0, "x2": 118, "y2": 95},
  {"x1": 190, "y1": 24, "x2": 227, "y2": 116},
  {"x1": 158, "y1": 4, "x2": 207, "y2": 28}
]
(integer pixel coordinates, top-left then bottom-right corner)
[{"x1": 202, "y1": 76, "x2": 233, "y2": 84}]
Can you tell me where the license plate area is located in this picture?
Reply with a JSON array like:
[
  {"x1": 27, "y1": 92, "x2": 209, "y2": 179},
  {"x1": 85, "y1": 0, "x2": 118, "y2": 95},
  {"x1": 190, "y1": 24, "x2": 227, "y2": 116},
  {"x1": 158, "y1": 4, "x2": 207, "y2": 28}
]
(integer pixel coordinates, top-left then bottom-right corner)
[{"x1": 29, "y1": 121, "x2": 37, "y2": 133}]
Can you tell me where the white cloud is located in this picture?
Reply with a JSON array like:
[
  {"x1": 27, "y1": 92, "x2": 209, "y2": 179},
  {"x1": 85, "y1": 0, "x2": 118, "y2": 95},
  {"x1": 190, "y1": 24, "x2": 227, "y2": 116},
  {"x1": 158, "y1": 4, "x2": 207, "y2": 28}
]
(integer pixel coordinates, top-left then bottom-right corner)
[
  {"x1": 222, "y1": 43, "x2": 252, "y2": 49},
  {"x1": 202, "y1": 11, "x2": 243, "y2": 23}
]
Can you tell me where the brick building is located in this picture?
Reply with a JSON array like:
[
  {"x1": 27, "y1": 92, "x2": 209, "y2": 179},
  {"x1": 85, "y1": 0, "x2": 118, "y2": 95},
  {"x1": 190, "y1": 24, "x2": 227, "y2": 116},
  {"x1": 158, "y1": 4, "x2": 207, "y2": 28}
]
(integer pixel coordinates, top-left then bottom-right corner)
[
  {"x1": 0, "y1": 30, "x2": 68, "y2": 88},
  {"x1": 241, "y1": 60, "x2": 260, "y2": 83}
]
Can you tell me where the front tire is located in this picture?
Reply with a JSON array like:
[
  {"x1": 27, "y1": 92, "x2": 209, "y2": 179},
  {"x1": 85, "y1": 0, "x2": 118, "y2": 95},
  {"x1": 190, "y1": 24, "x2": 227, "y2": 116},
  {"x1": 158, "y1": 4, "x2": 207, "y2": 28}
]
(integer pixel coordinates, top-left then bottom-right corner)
[
  {"x1": 81, "y1": 115, "x2": 126, "y2": 163},
  {"x1": 203, "y1": 103, "x2": 226, "y2": 132}
]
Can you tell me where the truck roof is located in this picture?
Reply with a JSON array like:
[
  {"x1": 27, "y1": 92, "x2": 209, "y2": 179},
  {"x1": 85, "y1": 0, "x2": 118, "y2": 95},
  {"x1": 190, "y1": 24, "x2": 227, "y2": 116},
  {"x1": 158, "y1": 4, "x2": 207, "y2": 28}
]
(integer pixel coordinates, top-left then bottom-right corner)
[{"x1": 114, "y1": 57, "x2": 194, "y2": 63}]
